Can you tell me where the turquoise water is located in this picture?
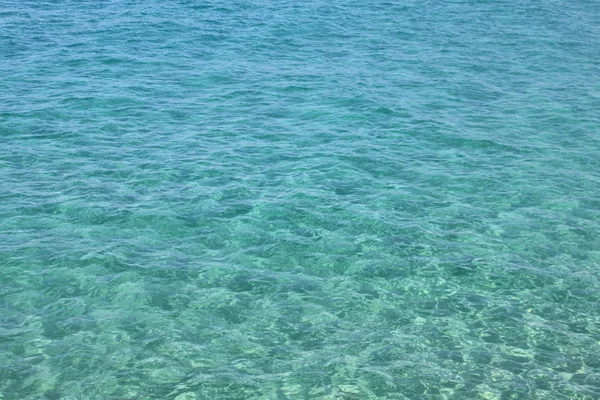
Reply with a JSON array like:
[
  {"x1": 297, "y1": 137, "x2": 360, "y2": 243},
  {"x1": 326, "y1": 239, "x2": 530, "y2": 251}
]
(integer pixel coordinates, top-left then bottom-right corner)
[{"x1": 1, "y1": 0, "x2": 600, "y2": 398}]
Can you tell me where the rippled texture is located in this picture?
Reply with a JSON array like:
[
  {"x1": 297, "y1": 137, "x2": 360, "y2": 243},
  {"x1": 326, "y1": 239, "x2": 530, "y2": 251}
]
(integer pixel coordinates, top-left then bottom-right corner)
[{"x1": 2, "y1": 0, "x2": 600, "y2": 399}]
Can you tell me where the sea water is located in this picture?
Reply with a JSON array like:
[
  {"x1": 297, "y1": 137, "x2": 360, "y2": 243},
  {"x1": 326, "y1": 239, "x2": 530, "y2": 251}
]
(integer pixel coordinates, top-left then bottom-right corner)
[{"x1": 1, "y1": 0, "x2": 600, "y2": 399}]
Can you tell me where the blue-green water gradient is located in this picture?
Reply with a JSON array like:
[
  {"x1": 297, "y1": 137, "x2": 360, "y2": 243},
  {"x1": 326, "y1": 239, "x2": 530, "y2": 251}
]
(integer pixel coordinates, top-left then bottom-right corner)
[{"x1": 1, "y1": 0, "x2": 600, "y2": 399}]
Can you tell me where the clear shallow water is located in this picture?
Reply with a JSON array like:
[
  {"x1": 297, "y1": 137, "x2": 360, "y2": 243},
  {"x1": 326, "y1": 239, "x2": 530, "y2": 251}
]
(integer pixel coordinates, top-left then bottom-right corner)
[{"x1": 1, "y1": 0, "x2": 600, "y2": 398}]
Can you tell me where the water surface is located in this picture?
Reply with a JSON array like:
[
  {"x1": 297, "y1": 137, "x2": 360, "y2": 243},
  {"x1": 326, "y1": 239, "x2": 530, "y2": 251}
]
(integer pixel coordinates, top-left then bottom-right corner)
[{"x1": 1, "y1": 0, "x2": 600, "y2": 399}]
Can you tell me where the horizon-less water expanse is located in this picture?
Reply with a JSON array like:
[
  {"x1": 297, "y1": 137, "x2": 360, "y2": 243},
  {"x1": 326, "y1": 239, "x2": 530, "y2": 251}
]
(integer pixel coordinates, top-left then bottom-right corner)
[{"x1": 1, "y1": 0, "x2": 600, "y2": 399}]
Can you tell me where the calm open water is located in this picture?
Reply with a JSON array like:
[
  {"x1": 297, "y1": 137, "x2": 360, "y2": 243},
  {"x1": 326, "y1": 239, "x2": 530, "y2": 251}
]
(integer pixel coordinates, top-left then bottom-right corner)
[{"x1": 1, "y1": 0, "x2": 600, "y2": 399}]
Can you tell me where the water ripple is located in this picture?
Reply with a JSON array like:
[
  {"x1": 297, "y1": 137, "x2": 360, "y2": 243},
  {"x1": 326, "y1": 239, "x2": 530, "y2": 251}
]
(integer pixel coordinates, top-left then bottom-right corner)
[{"x1": 1, "y1": 0, "x2": 600, "y2": 399}]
